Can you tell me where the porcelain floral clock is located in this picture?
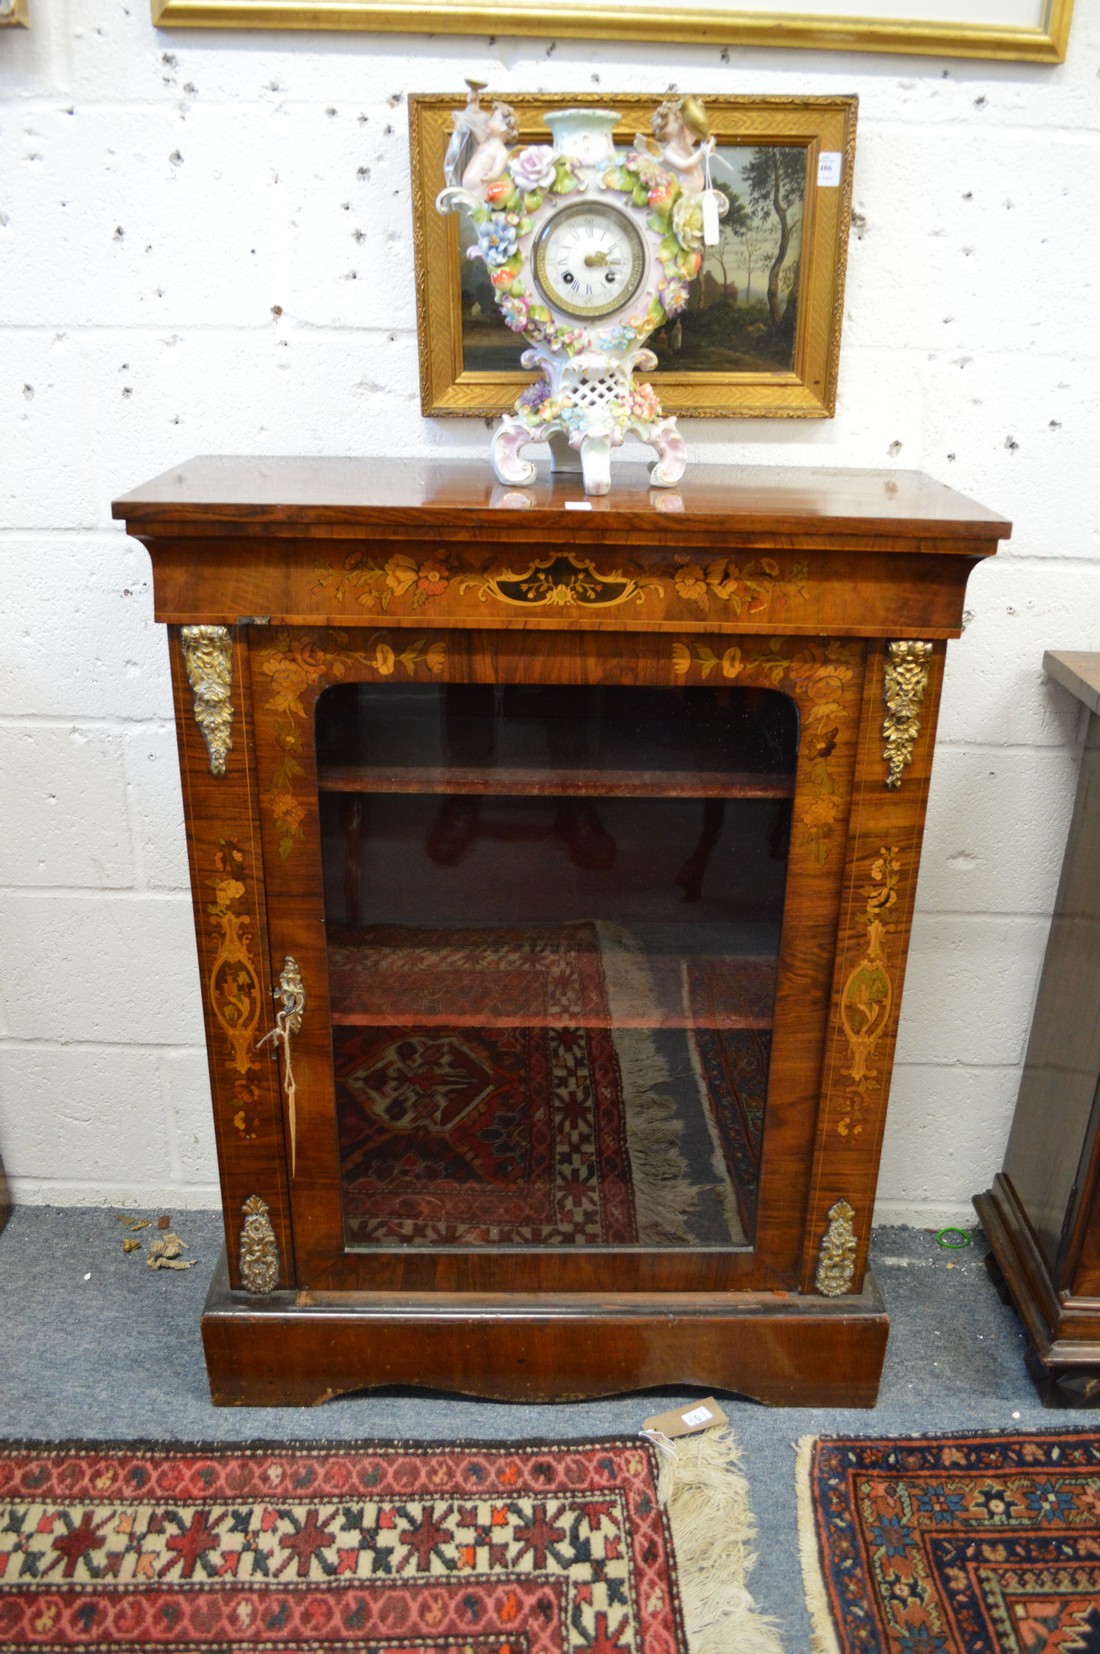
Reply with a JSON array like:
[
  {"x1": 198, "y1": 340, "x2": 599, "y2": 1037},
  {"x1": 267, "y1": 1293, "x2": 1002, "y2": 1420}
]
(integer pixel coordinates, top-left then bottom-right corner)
[{"x1": 438, "y1": 89, "x2": 727, "y2": 496}]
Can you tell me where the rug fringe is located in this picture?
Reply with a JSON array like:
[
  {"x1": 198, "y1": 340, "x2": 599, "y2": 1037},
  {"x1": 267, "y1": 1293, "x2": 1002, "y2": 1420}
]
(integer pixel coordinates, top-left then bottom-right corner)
[
  {"x1": 615, "y1": 1030, "x2": 700, "y2": 1246},
  {"x1": 656, "y1": 1429, "x2": 785, "y2": 1654},
  {"x1": 596, "y1": 923, "x2": 700, "y2": 1247},
  {"x1": 687, "y1": 1027, "x2": 748, "y2": 1246},
  {"x1": 596, "y1": 920, "x2": 665, "y2": 1026},
  {"x1": 794, "y1": 1436, "x2": 842, "y2": 1654}
]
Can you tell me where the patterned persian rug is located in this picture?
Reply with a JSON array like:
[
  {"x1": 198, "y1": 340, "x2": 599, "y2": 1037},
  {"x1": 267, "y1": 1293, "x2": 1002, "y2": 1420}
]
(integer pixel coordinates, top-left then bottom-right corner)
[
  {"x1": 330, "y1": 923, "x2": 767, "y2": 1250},
  {"x1": 798, "y1": 1430, "x2": 1100, "y2": 1653},
  {"x1": 690, "y1": 1028, "x2": 769, "y2": 1237},
  {"x1": 0, "y1": 1436, "x2": 781, "y2": 1654}
]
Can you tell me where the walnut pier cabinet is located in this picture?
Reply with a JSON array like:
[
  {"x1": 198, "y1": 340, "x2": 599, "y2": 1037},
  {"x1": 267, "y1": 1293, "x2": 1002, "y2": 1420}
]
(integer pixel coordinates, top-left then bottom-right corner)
[{"x1": 114, "y1": 458, "x2": 1008, "y2": 1408}]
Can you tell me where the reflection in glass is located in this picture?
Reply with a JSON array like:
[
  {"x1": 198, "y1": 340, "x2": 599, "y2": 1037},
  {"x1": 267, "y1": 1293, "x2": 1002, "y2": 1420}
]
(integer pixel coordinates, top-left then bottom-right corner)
[{"x1": 317, "y1": 683, "x2": 797, "y2": 1252}]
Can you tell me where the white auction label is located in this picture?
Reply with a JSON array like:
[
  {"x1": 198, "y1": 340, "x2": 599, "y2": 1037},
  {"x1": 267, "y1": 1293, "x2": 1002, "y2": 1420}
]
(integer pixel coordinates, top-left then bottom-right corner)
[
  {"x1": 817, "y1": 151, "x2": 843, "y2": 188},
  {"x1": 564, "y1": 500, "x2": 593, "y2": 510},
  {"x1": 680, "y1": 1405, "x2": 714, "y2": 1428}
]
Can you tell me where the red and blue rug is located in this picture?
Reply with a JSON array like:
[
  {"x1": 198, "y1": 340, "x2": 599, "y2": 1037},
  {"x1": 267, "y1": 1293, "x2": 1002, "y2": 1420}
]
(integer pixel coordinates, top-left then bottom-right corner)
[{"x1": 798, "y1": 1429, "x2": 1100, "y2": 1653}]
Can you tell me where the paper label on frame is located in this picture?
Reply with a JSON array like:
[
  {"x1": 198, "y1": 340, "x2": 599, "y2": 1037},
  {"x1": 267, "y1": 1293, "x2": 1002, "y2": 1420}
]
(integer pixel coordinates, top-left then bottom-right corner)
[{"x1": 817, "y1": 151, "x2": 843, "y2": 187}]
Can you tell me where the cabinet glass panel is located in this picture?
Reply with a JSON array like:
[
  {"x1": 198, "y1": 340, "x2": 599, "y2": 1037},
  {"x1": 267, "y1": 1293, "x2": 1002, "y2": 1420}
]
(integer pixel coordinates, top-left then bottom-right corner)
[{"x1": 316, "y1": 682, "x2": 797, "y2": 1252}]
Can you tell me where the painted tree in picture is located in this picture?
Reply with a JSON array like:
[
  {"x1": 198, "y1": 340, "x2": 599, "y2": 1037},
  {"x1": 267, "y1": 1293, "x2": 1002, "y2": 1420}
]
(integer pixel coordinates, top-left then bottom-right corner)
[
  {"x1": 647, "y1": 145, "x2": 806, "y2": 374},
  {"x1": 746, "y1": 146, "x2": 805, "y2": 345}
]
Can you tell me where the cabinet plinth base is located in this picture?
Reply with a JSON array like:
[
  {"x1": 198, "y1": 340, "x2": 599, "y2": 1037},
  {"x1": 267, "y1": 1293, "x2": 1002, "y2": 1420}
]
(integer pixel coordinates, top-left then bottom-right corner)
[
  {"x1": 976, "y1": 1181, "x2": 1100, "y2": 1408},
  {"x1": 201, "y1": 1253, "x2": 888, "y2": 1408}
]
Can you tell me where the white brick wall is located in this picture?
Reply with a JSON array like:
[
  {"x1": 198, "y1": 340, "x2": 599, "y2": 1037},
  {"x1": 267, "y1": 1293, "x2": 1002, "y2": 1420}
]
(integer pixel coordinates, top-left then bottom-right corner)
[{"x1": 2, "y1": 1, "x2": 1098, "y2": 1222}]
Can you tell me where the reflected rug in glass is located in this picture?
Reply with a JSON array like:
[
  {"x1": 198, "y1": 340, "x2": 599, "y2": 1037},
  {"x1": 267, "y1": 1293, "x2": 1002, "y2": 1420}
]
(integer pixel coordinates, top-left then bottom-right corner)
[
  {"x1": 330, "y1": 923, "x2": 766, "y2": 1249},
  {"x1": 336, "y1": 1019, "x2": 638, "y2": 1246},
  {"x1": 798, "y1": 1430, "x2": 1100, "y2": 1653},
  {"x1": 691, "y1": 1028, "x2": 769, "y2": 1237}
]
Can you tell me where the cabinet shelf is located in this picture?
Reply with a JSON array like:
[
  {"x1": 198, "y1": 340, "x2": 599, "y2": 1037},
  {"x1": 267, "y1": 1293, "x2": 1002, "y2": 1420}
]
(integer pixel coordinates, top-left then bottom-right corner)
[
  {"x1": 328, "y1": 1009, "x2": 775, "y2": 1031},
  {"x1": 318, "y1": 763, "x2": 794, "y2": 801},
  {"x1": 326, "y1": 935, "x2": 777, "y2": 1033}
]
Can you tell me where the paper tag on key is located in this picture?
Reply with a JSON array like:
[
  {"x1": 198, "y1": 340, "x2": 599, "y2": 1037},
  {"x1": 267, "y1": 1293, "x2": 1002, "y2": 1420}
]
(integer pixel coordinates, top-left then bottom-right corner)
[
  {"x1": 702, "y1": 190, "x2": 721, "y2": 246},
  {"x1": 642, "y1": 1397, "x2": 729, "y2": 1439}
]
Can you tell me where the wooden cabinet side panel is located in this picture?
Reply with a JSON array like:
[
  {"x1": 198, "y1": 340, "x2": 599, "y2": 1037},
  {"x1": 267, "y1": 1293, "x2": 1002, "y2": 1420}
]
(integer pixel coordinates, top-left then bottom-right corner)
[
  {"x1": 801, "y1": 640, "x2": 947, "y2": 1294},
  {"x1": 1003, "y1": 718, "x2": 1100, "y2": 1288},
  {"x1": 170, "y1": 627, "x2": 294, "y2": 1289}
]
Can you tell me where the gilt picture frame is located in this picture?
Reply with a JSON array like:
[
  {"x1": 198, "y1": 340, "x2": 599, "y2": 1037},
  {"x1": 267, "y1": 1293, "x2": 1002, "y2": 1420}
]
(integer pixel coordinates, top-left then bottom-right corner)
[
  {"x1": 150, "y1": 1, "x2": 1074, "y2": 65},
  {"x1": 0, "y1": 0, "x2": 30, "y2": 27},
  {"x1": 411, "y1": 93, "x2": 857, "y2": 421}
]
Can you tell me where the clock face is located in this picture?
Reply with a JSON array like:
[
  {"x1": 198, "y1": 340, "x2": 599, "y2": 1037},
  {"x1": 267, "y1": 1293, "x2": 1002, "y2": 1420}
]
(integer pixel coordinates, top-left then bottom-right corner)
[{"x1": 532, "y1": 202, "x2": 646, "y2": 322}]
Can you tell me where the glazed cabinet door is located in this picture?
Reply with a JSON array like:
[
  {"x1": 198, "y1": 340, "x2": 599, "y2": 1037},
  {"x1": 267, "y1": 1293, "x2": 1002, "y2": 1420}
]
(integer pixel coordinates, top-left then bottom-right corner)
[{"x1": 246, "y1": 624, "x2": 867, "y2": 1295}]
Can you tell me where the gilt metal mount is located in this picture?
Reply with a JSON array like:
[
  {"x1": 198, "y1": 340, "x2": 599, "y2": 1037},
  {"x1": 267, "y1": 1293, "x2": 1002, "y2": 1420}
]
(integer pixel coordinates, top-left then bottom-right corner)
[
  {"x1": 882, "y1": 641, "x2": 932, "y2": 790},
  {"x1": 816, "y1": 1199, "x2": 858, "y2": 1297},
  {"x1": 181, "y1": 625, "x2": 234, "y2": 777}
]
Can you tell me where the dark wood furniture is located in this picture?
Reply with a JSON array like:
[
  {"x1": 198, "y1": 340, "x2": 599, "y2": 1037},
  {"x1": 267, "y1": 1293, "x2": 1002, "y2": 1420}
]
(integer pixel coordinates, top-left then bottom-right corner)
[
  {"x1": 113, "y1": 457, "x2": 1008, "y2": 1408},
  {"x1": 976, "y1": 651, "x2": 1100, "y2": 1406}
]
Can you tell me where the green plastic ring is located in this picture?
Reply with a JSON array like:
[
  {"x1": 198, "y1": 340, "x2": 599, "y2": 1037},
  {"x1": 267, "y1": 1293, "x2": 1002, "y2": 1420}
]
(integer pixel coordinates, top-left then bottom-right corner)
[{"x1": 935, "y1": 1227, "x2": 972, "y2": 1249}]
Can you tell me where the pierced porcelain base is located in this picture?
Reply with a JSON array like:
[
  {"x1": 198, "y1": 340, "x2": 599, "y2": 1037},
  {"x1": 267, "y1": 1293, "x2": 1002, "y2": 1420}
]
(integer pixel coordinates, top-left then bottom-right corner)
[{"x1": 491, "y1": 413, "x2": 686, "y2": 496}]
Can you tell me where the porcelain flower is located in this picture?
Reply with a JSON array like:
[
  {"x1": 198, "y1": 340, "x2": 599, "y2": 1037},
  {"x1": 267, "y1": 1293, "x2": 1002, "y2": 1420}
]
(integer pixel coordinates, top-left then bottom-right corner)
[
  {"x1": 517, "y1": 378, "x2": 551, "y2": 412},
  {"x1": 672, "y1": 193, "x2": 705, "y2": 251},
  {"x1": 631, "y1": 382, "x2": 661, "y2": 421},
  {"x1": 499, "y1": 292, "x2": 530, "y2": 332},
  {"x1": 624, "y1": 149, "x2": 664, "y2": 187},
  {"x1": 509, "y1": 145, "x2": 558, "y2": 191},
  {"x1": 662, "y1": 279, "x2": 690, "y2": 316},
  {"x1": 600, "y1": 323, "x2": 638, "y2": 353},
  {"x1": 477, "y1": 215, "x2": 519, "y2": 266}
]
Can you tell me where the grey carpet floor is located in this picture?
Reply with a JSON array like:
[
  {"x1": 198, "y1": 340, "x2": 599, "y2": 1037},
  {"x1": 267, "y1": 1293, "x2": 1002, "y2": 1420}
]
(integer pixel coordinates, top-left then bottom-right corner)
[{"x1": 0, "y1": 1207, "x2": 1064, "y2": 1649}]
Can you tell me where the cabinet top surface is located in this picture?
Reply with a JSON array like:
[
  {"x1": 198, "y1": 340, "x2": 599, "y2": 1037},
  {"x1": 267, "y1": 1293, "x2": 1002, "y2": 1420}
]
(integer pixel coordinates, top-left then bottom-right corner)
[
  {"x1": 1044, "y1": 651, "x2": 1100, "y2": 716},
  {"x1": 113, "y1": 456, "x2": 1010, "y2": 544}
]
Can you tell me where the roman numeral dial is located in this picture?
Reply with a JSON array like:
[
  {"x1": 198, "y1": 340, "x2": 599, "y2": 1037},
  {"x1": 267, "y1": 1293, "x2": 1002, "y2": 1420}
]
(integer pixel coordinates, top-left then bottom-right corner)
[{"x1": 533, "y1": 202, "x2": 646, "y2": 322}]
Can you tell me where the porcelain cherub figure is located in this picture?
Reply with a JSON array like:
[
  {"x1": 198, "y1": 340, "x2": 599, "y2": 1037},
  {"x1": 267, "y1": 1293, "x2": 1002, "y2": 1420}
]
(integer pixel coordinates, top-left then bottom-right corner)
[
  {"x1": 443, "y1": 82, "x2": 521, "y2": 196},
  {"x1": 651, "y1": 95, "x2": 713, "y2": 194}
]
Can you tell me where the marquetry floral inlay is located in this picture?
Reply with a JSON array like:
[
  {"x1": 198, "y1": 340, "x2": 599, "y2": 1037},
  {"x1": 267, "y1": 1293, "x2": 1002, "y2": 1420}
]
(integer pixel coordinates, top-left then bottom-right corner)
[
  {"x1": 258, "y1": 630, "x2": 447, "y2": 861},
  {"x1": 672, "y1": 636, "x2": 857, "y2": 864},
  {"x1": 672, "y1": 556, "x2": 809, "y2": 617},
  {"x1": 314, "y1": 550, "x2": 453, "y2": 612},
  {"x1": 207, "y1": 839, "x2": 262, "y2": 1140},
  {"x1": 837, "y1": 845, "x2": 902, "y2": 1139}
]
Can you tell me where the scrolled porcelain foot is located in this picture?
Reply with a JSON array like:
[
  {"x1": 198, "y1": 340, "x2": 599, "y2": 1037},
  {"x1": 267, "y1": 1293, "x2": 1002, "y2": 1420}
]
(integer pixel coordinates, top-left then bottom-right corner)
[
  {"x1": 579, "y1": 435, "x2": 612, "y2": 497},
  {"x1": 491, "y1": 419, "x2": 539, "y2": 486},
  {"x1": 649, "y1": 422, "x2": 686, "y2": 489}
]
